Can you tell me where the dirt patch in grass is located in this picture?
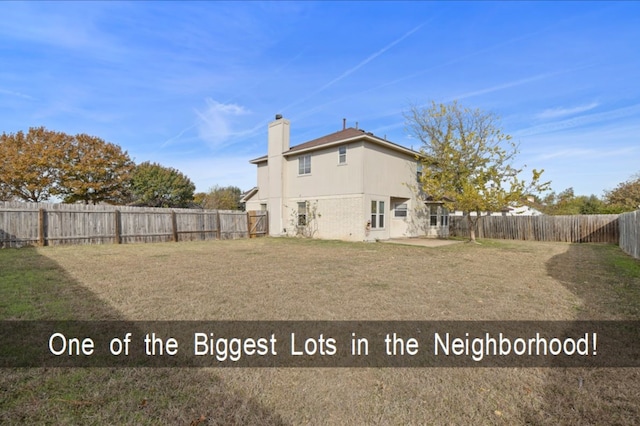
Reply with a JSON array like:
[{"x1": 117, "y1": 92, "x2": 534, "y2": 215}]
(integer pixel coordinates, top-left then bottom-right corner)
[{"x1": 2, "y1": 238, "x2": 639, "y2": 424}]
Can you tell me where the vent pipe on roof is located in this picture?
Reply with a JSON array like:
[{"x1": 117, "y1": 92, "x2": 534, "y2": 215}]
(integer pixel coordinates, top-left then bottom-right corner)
[
  {"x1": 342, "y1": 118, "x2": 346, "y2": 130},
  {"x1": 355, "y1": 121, "x2": 359, "y2": 130}
]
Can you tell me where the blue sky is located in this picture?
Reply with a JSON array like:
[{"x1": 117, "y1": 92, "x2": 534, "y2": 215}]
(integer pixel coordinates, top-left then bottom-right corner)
[{"x1": 1, "y1": 1, "x2": 638, "y2": 197}]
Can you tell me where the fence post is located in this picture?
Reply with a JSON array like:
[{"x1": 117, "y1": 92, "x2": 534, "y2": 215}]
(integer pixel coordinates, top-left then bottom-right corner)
[
  {"x1": 216, "y1": 210, "x2": 221, "y2": 239},
  {"x1": 114, "y1": 209, "x2": 121, "y2": 244},
  {"x1": 38, "y1": 208, "x2": 46, "y2": 246},
  {"x1": 247, "y1": 211, "x2": 252, "y2": 238},
  {"x1": 171, "y1": 211, "x2": 178, "y2": 242}
]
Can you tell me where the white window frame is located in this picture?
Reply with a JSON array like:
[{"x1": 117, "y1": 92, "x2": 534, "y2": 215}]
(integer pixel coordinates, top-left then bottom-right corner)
[
  {"x1": 440, "y1": 206, "x2": 449, "y2": 226},
  {"x1": 297, "y1": 201, "x2": 307, "y2": 226},
  {"x1": 427, "y1": 203, "x2": 449, "y2": 227},
  {"x1": 338, "y1": 145, "x2": 347, "y2": 164},
  {"x1": 429, "y1": 204, "x2": 438, "y2": 226},
  {"x1": 394, "y1": 203, "x2": 408, "y2": 218},
  {"x1": 298, "y1": 154, "x2": 311, "y2": 175},
  {"x1": 371, "y1": 200, "x2": 385, "y2": 229}
]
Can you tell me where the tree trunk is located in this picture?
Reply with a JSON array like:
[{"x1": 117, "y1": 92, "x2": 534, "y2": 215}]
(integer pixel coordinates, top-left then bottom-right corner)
[{"x1": 467, "y1": 214, "x2": 476, "y2": 242}]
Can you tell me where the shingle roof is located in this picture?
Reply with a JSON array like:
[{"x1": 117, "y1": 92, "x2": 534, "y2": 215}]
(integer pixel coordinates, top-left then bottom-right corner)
[
  {"x1": 249, "y1": 126, "x2": 421, "y2": 163},
  {"x1": 286, "y1": 127, "x2": 367, "y2": 153}
]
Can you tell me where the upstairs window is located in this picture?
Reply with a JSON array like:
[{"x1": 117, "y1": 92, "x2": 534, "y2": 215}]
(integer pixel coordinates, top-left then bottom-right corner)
[
  {"x1": 338, "y1": 145, "x2": 347, "y2": 164},
  {"x1": 416, "y1": 162, "x2": 423, "y2": 182},
  {"x1": 298, "y1": 154, "x2": 311, "y2": 175}
]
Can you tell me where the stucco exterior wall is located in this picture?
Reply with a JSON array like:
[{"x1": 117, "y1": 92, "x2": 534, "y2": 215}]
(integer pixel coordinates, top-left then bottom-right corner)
[
  {"x1": 244, "y1": 119, "x2": 448, "y2": 241},
  {"x1": 362, "y1": 143, "x2": 417, "y2": 199},
  {"x1": 284, "y1": 142, "x2": 364, "y2": 198}
]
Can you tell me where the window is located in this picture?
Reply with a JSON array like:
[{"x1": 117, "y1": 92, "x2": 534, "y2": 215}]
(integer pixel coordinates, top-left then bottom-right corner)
[
  {"x1": 371, "y1": 200, "x2": 385, "y2": 229},
  {"x1": 416, "y1": 162, "x2": 423, "y2": 183},
  {"x1": 338, "y1": 145, "x2": 347, "y2": 164},
  {"x1": 394, "y1": 203, "x2": 407, "y2": 218},
  {"x1": 298, "y1": 154, "x2": 311, "y2": 175},
  {"x1": 430, "y1": 205, "x2": 438, "y2": 226},
  {"x1": 440, "y1": 207, "x2": 449, "y2": 226},
  {"x1": 427, "y1": 204, "x2": 449, "y2": 227},
  {"x1": 297, "y1": 202, "x2": 307, "y2": 226}
]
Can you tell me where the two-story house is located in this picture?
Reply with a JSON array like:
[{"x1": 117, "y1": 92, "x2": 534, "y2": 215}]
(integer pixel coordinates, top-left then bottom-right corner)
[{"x1": 242, "y1": 115, "x2": 449, "y2": 241}]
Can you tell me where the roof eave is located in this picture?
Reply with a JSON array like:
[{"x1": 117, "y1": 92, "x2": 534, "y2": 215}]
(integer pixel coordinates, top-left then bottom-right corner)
[
  {"x1": 284, "y1": 134, "x2": 423, "y2": 158},
  {"x1": 240, "y1": 187, "x2": 258, "y2": 203}
]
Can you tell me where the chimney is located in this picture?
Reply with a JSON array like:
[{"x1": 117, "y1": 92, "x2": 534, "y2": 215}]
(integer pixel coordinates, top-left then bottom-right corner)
[
  {"x1": 268, "y1": 114, "x2": 290, "y2": 156},
  {"x1": 266, "y1": 114, "x2": 290, "y2": 237}
]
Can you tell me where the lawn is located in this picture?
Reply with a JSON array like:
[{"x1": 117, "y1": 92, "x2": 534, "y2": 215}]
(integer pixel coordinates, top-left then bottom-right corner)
[{"x1": 1, "y1": 238, "x2": 639, "y2": 424}]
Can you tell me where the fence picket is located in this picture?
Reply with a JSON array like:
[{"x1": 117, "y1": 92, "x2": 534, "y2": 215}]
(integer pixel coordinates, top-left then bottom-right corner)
[
  {"x1": 449, "y1": 214, "x2": 620, "y2": 244},
  {"x1": 619, "y1": 210, "x2": 640, "y2": 259},
  {"x1": 0, "y1": 201, "x2": 268, "y2": 248}
]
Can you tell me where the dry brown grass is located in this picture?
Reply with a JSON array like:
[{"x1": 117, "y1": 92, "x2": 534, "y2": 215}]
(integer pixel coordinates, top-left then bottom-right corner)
[
  {"x1": 39, "y1": 238, "x2": 582, "y2": 321},
  {"x1": 3, "y1": 237, "x2": 640, "y2": 424}
]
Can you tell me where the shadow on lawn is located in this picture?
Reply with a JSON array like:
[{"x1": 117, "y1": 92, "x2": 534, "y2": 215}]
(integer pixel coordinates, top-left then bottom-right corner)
[
  {"x1": 0, "y1": 247, "x2": 286, "y2": 425},
  {"x1": 518, "y1": 243, "x2": 640, "y2": 425}
]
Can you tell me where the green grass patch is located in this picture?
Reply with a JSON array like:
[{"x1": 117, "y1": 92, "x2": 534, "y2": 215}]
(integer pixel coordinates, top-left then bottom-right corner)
[
  {"x1": 592, "y1": 244, "x2": 640, "y2": 317},
  {"x1": 0, "y1": 248, "x2": 76, "y2": 320},
  {"x1": 0, "y1": 245, "x2": 286, "y2": 424}
]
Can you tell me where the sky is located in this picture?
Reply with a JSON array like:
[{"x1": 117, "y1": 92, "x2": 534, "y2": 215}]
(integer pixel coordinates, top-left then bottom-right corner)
[{"x1": 1, "y1": 1, "x2": 638, "y2": 197}]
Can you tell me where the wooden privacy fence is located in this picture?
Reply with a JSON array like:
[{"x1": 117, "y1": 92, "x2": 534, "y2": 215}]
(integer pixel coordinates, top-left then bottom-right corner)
[
  {"x1": 449, "y1": 214, "x2": 620, "y2": 243},
  {"x1": 0, "y1": 201, "x2": 268, "y2": 248},
  {"x1": 619, "y1": 210, "x2": 640, "y2": 259}
]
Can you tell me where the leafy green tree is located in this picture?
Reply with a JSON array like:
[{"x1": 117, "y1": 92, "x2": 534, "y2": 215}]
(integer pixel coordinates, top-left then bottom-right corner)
[
  {"x1": 0, "y1": 127, "x2": 70, "y2": 202},
  {"x1": 57, "y1": 134, "x2": 135, "y2": 204},
  {"x1": 604, "y1": 173, "x2": 640, "y2": 212},
  {"x1": 540, "y1": 188, "x2": 613, "y2": 215},
  {"x1": 197, "y1": 185, "x2": 243, "y2": 210},
  {"x1": 579, "y1": 195, "x2": 608, "y2": 215},
  {"x1": 130, "y1": 161, "x2": 195, "y2": 208},
  {"x1": 405, "y1": 101, "x2": 549, "y2": 242}
]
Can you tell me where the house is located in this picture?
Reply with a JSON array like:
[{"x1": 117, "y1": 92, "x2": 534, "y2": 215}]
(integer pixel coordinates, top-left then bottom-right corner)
[{"x1": 242, "y1": 115, "x2": 449, "y2": 241}]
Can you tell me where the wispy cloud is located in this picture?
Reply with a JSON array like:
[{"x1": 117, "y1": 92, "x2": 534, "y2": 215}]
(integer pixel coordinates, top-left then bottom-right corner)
[
  {"x1": 314, "y1": 24, "x2": 425, "y2": 94},
  {"x1": 194, "y1": 98, "x2": 251, "y2": 149},
  {"x1": 281, "y1": 23, "x2": 426, "y2": 112},
  {"x1": 161, "y1": 124, "x2": 198, "y2": 148},
  {"x1": 360, "y1": 71, "x2": 564, "y2": 136},
  {"x1": 0, "y1": 88, "x2": 36, "y2": 100},
  {"x1": 516, "y1": 103, "x2": 640, "y2": 137},
  {"x1": 537, "y1": 146, "x2": 636, "y2": 161},
  {"x1": 0, "y1": 3, "x2": 124, "y2": 59},
  {"x1": 449, "y1": 72, "x2": 563, "y2": 102},
  {"x1": 536, "y1": 102, "x2": 599, "y2": 120}
]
